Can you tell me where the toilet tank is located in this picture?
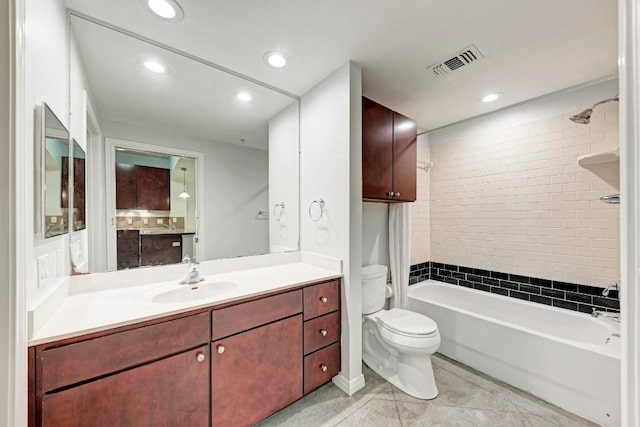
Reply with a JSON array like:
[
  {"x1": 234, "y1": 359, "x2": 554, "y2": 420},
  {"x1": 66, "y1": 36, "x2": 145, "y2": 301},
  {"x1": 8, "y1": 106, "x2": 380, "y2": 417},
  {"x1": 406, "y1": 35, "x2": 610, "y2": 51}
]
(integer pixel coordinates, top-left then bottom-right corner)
[{"x1": 362, "y1": 264, "x2": 388, "y2": 314}]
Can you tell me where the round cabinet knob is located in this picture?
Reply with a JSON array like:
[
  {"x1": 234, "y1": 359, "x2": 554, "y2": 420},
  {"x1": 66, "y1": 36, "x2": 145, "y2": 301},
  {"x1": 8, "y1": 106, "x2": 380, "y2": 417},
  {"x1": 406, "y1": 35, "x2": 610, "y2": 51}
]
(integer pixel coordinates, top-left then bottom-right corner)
[
  {"x1": 320, "y1": 365, "x2": 328, "y2": 372},
  {"x1": 395, "y1": 192, "x2": 401, "y2": 197},
  {"x1": 320, "y1": 297, "x2": 328, "y2": 304},
  {"x1": 196, "y1": 352, "x2": 206, "y2": 362},
  {"x1": 320, "y1": 329, "x2": 328, "y2": 336},
  {"x1": 386, "y1": 191, "x2": 394, "y2": 197},
  {"x1": 217, "y1": 345, "x2": 225, "y2": 354}
]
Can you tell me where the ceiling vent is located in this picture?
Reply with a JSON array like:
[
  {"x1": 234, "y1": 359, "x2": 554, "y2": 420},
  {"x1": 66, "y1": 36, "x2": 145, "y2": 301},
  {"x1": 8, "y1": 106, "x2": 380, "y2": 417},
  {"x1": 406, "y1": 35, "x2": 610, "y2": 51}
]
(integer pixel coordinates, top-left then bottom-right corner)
[{"x1": 427, "y1": 44, "x2": 484, "y2": 77}]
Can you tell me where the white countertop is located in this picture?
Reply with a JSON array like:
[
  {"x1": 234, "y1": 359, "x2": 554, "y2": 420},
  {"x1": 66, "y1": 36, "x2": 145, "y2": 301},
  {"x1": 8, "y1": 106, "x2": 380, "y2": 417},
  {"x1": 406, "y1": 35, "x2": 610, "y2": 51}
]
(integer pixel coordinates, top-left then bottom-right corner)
[{"x1": 29, "y1": 252, "x2": 341, "y2": 346}]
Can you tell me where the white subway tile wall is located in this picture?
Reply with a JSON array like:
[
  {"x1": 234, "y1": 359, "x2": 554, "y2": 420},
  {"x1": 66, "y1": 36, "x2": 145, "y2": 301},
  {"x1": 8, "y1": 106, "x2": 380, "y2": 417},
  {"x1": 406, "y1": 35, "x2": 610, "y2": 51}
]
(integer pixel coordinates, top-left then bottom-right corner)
[
  {"x1": 428, "y1": 103, "x2": 619, "y2": 288},
  {"x1": 410, "y1": 135, "x2": 431, "y2": 265}
]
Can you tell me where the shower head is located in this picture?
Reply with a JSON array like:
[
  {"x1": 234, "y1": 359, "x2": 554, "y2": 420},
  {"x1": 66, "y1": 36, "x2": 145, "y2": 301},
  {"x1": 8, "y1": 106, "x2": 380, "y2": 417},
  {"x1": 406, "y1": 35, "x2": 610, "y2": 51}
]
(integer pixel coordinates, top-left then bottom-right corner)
[
  {"x1": 569, "y1": 108, "x2": 593, "y2": 124},
  {"x1": 569, "y1": 96, "x2": 619, "y2": 125}
]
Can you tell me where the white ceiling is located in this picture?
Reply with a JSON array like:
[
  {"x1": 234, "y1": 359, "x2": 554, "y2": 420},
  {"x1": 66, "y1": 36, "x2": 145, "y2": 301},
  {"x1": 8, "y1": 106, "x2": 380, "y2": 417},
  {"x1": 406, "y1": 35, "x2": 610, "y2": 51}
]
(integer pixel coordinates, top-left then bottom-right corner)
[
  {"x1": 66, "y1": 0, "x2": 618, "y2": 131},
  {"x1": 70, "y1": 16, "x2": 297, "y2": 151}
]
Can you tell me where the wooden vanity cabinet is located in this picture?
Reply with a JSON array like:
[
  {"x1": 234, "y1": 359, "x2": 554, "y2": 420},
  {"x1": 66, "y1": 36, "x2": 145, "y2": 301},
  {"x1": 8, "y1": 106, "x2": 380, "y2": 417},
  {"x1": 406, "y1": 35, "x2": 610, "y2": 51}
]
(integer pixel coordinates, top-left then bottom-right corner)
[
  {"x1": 115, "y1": 163, "x2": 171, "y2": 211},
  {"x1": 116, "y1": 229, "x2": 140, "y2": 270},
  {"x1": 140, "y1": 234, "x2": 182, "y2": 266},
  {"x1": 362, "y1": 97, "x2": 417, "y2": 202},
  {"x1": 29, "y1": 278, "x2": 342, "y2": 427}
]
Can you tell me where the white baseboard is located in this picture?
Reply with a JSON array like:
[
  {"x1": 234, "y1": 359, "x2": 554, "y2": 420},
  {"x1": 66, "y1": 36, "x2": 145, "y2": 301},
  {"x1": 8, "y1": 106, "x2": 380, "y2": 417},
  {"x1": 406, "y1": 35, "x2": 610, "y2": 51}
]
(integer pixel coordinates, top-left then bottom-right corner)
[{"x1": 332, "y1": 372, "x2": 365, "y2": 396}]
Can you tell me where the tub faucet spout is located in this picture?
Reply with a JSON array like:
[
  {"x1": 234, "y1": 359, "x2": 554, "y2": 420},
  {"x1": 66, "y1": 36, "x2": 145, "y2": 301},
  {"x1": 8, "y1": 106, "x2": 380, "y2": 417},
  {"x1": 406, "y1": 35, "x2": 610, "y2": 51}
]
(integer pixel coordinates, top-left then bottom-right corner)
[{"x1": 602, "y1": 280, "x2": 619, "y2": 297}]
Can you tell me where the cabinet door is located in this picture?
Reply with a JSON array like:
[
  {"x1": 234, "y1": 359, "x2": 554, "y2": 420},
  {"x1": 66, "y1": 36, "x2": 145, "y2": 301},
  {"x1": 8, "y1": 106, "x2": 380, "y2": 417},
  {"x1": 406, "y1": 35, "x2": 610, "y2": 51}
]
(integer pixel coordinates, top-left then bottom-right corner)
[
  {"x1": 136, "y1": 165, "x2": 171, "y2": 210},
  {"x1": 392, "y1": 111, "x2": 417, "y2": 202},
  {"x1": 42, "y1": 346, "x2": 210, "y2": 427},
  {"x1": 212, "y1": 315, "x2": 303, "y2": 427},
  {"x1": 117, "y1": 230, "x2": 140, "y2": 270},
  {"x1": 115, "y1": 163, "x2": 137, "y2": 209},
  {"x1": 140, "y1": 235, "x2": 182, "y2": 266},
  {"x1": 363, "y1": 97, "x2": 394, "y2": 200}
]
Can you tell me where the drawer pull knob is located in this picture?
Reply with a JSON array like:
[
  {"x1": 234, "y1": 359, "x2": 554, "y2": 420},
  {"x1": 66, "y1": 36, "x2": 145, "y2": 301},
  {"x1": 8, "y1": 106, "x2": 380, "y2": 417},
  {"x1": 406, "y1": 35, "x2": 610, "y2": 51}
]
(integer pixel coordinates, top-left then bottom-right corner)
[
  {"x1": 320, "y1": 329, "x2": 328, "y2": 336},
  {"x1": 320, "y1": 297, "x2": 328, "y2": 304},
  {"x1": 217, "y1": 345, "x2": 226, "y2": 354},
  {"x1": 320, "y1": 364, "x2": 328, "y2": 372},
  {"x1": 196, "y1": 352, "x2": 206, "y2": 362}
]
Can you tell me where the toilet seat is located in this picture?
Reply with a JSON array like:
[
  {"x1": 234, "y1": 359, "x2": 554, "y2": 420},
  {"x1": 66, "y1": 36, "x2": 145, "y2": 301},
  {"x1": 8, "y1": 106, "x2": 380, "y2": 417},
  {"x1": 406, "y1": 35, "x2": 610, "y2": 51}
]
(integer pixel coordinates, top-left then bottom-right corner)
[{"x1": 373, "y1": 308, "x2": 439, "y2": 338}]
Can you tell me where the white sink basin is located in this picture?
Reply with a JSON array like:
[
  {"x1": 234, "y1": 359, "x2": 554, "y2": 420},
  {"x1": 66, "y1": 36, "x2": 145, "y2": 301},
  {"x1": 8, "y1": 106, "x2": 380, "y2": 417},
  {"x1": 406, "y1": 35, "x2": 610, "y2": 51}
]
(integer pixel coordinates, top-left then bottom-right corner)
[{"x1": 151, "y1": 281, "x2": 238, "y2": 304}]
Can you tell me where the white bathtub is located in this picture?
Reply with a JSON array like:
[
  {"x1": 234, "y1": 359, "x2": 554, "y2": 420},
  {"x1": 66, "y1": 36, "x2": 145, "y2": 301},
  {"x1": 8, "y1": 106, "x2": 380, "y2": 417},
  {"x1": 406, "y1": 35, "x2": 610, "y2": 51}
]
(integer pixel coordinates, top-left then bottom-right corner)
[{"x1": 408, "y1": 280, "x2": 620, "y2": 426}]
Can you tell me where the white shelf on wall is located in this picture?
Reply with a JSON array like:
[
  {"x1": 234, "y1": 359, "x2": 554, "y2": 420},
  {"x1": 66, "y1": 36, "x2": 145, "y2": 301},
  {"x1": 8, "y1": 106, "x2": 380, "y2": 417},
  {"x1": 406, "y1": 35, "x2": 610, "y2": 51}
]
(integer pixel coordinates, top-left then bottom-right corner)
[{"x1": 577, "y1": 148, "x2": 620, "y2": 168}]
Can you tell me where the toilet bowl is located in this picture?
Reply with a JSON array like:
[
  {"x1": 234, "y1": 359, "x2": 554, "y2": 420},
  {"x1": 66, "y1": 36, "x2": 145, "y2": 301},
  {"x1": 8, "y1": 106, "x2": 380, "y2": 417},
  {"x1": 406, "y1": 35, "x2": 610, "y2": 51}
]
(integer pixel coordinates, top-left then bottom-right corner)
[{"x1": 361, "y1": 265, "x2": 440, "y2": 399}]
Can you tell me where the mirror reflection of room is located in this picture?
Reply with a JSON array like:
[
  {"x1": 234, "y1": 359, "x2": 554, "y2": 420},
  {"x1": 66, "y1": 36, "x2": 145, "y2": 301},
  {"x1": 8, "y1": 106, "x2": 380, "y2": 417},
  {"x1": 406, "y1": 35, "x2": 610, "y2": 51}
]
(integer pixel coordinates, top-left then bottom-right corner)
[
  {"x1": 115, "y1": 148, "x2": 196, "y2": 270},
  {"x1": 68, "y1": 14, "x2": 300, "y2": 273},
  {"x1": 42, "y1": 105, "x2": 70, "y2": 238}
]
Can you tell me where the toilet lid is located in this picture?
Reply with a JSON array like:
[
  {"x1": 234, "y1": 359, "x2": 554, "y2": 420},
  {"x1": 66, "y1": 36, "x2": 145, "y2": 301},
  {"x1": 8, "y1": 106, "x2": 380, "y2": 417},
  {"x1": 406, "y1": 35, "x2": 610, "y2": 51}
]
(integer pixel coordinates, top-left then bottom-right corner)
[{"x1": 374, "y1": 308, "x2": 438, "y2": 337}]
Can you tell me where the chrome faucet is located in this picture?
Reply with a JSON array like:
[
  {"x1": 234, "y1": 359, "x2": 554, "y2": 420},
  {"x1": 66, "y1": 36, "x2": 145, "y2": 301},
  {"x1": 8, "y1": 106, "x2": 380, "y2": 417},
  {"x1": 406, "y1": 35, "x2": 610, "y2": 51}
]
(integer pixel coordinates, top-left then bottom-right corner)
[
  {"x1": 591, "y1": 308, "x2": 621, "y2": 322},
  {"x1": 602, "y1": 280, "x2": 619, "y2": 297},
  {"x1": 162, "y1": 222, "x2": 177, "y2": 232},
  {"x1": 180, "y1": 256, "x2": 203, "y2": 285}
]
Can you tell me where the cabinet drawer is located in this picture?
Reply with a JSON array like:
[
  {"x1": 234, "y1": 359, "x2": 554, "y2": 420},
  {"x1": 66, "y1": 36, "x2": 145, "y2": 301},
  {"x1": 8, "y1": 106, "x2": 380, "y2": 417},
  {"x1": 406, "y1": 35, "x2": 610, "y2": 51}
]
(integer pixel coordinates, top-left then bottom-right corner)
[
  {"x1": 41, "y1": 312, "x2": 210, "y2": 392},
  {"x1": 304, "y1": 311, "x2": 340, "y2": 355},
  {"x1": 212, "y1": 290, "x2": 302, "y2": 340},
  {"x1": 304, "y1": 342, "x2": 340, "y2": 394},
  {"x1": 303, "y1": 280, "x2": 339, "y2": 320}
]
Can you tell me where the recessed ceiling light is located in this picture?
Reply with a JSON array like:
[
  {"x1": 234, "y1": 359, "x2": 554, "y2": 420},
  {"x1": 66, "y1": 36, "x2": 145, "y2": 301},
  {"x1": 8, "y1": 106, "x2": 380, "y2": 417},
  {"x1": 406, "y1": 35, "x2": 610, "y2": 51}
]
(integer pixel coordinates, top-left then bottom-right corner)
[
  {"x1": 146, "y1": 0, "x2": 184, "y2": 21},
  {"x1": 264, "y1": 51, "x2": 288, "y2": 68},
  {"x1": 480, "y1": 92, "x2": 503, "y2": 103},
  {"x1": 236, "y1": 91, "x2": 253, "y2": 102},
  {"x1": 143, "y1": 60, "x2": 168, "y2": 74}
]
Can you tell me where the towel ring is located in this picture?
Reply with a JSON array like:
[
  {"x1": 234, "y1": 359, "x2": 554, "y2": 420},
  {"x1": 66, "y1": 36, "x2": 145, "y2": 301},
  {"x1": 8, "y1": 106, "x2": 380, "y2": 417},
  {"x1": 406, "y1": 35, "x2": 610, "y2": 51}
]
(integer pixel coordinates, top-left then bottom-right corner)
[
  {"x1": 273, "y1": 202, "x2": 285, "y2": 222},
  {"x1": 309, "y1": 199, "x2": 325, "y2": 222}
]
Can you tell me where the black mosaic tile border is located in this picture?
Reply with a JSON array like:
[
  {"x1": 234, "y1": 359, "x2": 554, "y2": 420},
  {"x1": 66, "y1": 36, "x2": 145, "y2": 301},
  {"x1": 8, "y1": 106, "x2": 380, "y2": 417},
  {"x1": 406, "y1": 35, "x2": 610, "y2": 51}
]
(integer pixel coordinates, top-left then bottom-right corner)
[{"x1": 409, "y1": 261, "x2": 620, "y2": 314}]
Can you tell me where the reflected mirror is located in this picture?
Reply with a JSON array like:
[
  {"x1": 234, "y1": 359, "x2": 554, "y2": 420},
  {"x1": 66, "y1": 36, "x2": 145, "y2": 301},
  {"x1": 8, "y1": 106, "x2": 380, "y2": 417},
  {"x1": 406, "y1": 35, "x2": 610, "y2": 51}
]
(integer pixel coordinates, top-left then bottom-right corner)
[
  {"x1": 69, "y1": 14, "x2": 300, "y2": 272},
  {"x1": 71, "y1": 140, "x2": 86, "y2": 232},
  {"x1": 37, "y1": 103, "x2": 71, "y2": 239}
]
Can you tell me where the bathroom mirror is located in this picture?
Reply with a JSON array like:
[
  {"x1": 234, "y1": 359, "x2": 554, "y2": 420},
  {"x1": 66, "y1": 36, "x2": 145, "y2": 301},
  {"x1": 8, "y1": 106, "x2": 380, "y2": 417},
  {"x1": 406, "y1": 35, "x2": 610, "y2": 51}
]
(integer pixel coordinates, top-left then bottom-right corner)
[
  {"x1": 69, "y1": 14, "x2": 300, "y2": 272},
  {"x1": 36, "y1": 103, "x2": 71, "y2": 239}
]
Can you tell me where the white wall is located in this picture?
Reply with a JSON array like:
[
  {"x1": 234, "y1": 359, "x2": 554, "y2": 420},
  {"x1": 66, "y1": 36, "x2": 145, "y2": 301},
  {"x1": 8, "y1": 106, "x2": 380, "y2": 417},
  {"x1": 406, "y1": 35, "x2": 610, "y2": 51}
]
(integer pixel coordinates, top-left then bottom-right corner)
[
  {"x1": 411, "y1": 133, "x2": 431, "y2": 264},
  {"x1": 101, "y1": 120, "x2": 270, "y2": 262},
  {"x1": 428, "y1": 80, "x2": 619, "y2": 287},
  {"x1": 24, "y1": 0, "x2": 71, "y2": 307},
  {"x1": 0, "y1": 0, "x2": 15, "y2": 423},
  {"x1": 300, "y1": 61, "x2": 363, "y2": 393},
  {"x1": 268, "y1": 101, "x2": 300, "y2": 252},
  {"x1": 362, "y1": 202, "x2": 388, "y2": 266}
]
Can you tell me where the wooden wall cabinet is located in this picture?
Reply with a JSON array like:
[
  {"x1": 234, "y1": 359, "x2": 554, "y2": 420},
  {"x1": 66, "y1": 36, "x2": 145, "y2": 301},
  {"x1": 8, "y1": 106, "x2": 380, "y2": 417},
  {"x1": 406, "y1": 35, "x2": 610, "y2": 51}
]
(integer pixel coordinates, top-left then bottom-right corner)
[
  {"x1": 29, "y1": 278, "x2": 342, "y2": 427},
  {"x1": 362, "y1": 97, "x2": 417, "y2": 202},
  {"x1": 115, "y1": 163, "x2": 171, "y2": 211}
]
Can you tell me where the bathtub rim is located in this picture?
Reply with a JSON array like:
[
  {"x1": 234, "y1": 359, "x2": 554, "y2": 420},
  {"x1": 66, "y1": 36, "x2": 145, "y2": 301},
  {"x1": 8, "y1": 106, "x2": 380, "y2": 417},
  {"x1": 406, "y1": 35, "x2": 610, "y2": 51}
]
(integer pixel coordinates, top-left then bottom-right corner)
[{"x1": 408, "y1": 279, "x2": 620, "y2": 359}]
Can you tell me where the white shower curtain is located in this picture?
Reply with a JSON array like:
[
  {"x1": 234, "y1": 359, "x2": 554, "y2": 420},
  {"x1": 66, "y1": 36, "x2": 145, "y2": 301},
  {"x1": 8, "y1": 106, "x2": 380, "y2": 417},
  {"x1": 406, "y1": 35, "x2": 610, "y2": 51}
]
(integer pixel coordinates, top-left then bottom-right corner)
[{"x1": 389, "y1": 203, "x2": 411, "y2": 309}]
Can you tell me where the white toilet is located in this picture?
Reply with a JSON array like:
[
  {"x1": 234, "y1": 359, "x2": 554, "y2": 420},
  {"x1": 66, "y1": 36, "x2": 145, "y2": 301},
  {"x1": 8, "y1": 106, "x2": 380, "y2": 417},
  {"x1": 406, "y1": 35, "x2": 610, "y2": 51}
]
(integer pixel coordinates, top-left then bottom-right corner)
[{"x1": 361, "y1": 264, "x2": 440, "y2": 399}]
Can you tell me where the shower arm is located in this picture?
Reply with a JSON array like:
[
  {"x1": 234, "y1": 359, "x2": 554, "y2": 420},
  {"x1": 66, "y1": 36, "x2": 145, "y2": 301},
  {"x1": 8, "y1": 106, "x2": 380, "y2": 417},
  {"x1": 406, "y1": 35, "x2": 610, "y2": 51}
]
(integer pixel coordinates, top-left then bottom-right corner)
[{"x1": 591, "y1": 96, "x2": 619, "y2": 109}]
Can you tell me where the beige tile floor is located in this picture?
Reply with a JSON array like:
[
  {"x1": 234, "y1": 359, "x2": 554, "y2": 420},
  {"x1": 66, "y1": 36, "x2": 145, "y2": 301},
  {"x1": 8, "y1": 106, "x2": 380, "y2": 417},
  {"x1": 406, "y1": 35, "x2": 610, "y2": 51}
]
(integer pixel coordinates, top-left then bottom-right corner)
[{"x1": 256, "y1": 354, "x2": 599, "y2": 427}]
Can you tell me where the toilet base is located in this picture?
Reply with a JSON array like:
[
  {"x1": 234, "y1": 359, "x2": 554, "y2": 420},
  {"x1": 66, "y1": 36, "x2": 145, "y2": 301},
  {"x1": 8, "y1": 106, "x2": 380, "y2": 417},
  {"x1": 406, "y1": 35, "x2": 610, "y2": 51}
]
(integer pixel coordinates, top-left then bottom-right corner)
[
  {"x1": 363, "y1": 352, "x2": 438, "y2": 400},
  {"x1": 362, "y1": 322, "x2": 439, "y2": 400}
]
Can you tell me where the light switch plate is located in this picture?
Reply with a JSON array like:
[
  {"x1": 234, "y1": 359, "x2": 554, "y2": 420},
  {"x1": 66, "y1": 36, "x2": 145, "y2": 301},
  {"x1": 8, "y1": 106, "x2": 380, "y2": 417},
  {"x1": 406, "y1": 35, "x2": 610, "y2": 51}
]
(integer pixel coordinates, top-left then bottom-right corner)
[
  {"x1": 37, "y1": 255, "x2": 48, "y2": 289},
  {"x1": 157, "y1": 218, "x2": 163, "y2": 224},
  {"x1": 172, "y1": 217, "x2": 177, "y2": 223},
  {"x1": 51, "y1": 216, "x2": 57, "y2": 223},
  {"x1": 127, "y1": 218, "x2": 133, "y2": 225},
  {"x1": 143, "y1": 218, "x2": 148, "y2": 224}
]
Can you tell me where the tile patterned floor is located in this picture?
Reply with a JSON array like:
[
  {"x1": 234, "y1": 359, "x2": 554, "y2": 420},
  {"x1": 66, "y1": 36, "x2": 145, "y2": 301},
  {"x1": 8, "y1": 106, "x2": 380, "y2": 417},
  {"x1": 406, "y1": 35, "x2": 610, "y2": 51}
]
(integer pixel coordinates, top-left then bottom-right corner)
[{"x1": 256, "y1": 354, "x2": 598, "y2": 427}]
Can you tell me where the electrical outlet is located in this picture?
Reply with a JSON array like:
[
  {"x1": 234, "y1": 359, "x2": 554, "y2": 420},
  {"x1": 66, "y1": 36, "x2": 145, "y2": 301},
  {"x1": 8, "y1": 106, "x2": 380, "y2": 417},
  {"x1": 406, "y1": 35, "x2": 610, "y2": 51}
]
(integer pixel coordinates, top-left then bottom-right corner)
[
  {"x1": 55, "y1": 249, "x2": 62, "y2": 277},
  {"x1": 51, "y1": 216, "x2": 57, "y2": 223},
  {"x1": 127, "y1": 218, "x2": 133, "y2": 225},
  {"x1": 143, "y1": 218, "x2": 148, "y2": 225},
  {"x1": 172, "y1": 217, "x2": 177, "y2": 223},
  {"x1": 37, "y1": 255, "x2": 48, "y2": 289},
  {"x1": 157, "y1": 218, "x2": 163, "y2": 224}
]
